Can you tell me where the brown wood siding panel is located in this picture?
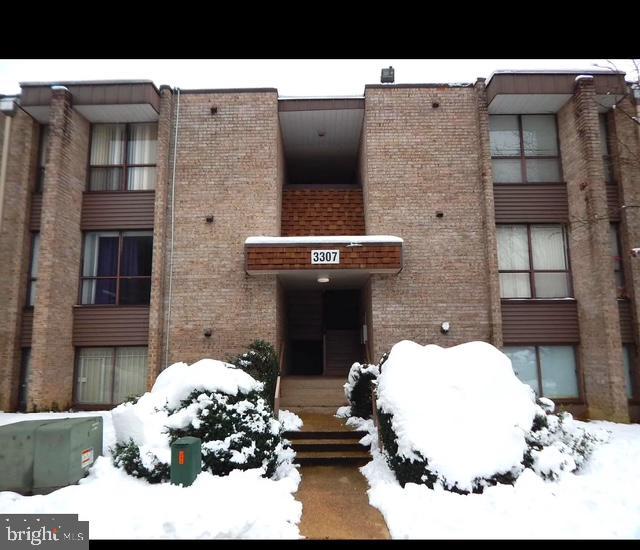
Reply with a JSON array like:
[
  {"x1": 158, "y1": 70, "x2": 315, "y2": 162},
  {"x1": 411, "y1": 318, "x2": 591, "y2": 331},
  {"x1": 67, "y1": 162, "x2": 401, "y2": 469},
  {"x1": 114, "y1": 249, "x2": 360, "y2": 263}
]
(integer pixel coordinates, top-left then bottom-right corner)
[
  {"x1": 502, "y1": 300, "x2": 580, "y2": 343},
  {"x1": 81, "y1": 192, "x2": 155, "y2": 230},
  {"x1": 29, "y1": 194, "x2": 42, "y2": 231},
  {"x1": 619, "y1": 300, "x2": 634, "y2": 343},
  {"x1": 21, "y1": 310, "x2": 33, "y2": 347},
  {"x1": 494, "y1": 184, "x2": 569, "y2": 223},
  {"x1": 607, "y1": 182, "x2": 621, "y2": 221},
  {"x1": 73, "y1": 306, "x2": 150, "y2": 346},
  {"x1": 281, "y1": 187, "x2": 365, "y2": 236}
]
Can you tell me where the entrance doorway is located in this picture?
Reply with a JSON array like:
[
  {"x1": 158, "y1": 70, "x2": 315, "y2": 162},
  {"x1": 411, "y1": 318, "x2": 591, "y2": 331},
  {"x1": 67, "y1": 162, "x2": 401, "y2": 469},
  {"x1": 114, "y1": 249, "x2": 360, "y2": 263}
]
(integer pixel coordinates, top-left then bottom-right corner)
[{"x1": 285, "y1": 289, "x2": 364, "y2": 376}]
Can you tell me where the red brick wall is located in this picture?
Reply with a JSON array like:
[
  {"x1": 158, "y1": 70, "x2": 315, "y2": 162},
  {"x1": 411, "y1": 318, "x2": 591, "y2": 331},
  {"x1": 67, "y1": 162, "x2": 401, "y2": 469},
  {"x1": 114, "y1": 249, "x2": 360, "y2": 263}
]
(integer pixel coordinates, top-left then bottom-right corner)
[
  {"x1": 246, "y1": 244, "x2": 401, "y2": 272},
  {"x1": 281, "y1": 186, "x2": 365, "y2": 236}
]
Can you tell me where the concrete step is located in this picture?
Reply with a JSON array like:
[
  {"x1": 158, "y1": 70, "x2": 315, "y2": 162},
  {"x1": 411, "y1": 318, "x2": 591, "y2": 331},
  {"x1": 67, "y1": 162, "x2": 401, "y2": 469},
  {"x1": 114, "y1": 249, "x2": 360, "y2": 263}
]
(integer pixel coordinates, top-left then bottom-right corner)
[
  {"x1": 280, "y1": 377, "x2": 348, "y2": 408},
  {"x1": 282, "y1": 406, "x2": 346, "y2": 416},
  {"x1": 295, "y1": 450, "x2": 371, "y2": 466},
  {"x1": 284, "y1": 430, "x2": 368, "y2": 440},
  {"x1": 291, "y1": 439, "x2": 367, "y2": 453}
]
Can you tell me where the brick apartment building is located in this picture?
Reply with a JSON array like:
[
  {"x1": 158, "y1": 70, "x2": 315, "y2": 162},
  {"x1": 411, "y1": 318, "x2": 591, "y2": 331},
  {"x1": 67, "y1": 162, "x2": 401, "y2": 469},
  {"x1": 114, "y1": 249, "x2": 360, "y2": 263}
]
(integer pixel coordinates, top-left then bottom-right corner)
[{"x1": 0, "y1": 70, "x2": 639, "y2": 422}]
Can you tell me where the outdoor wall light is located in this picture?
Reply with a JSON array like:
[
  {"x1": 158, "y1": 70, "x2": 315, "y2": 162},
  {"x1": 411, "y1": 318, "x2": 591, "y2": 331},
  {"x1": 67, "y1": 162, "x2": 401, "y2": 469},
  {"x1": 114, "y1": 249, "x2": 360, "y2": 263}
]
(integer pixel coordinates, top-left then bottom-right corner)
[
  {"x1": 205, "y1": 215, "x2": 214, "y2": 223},
  {"x1": 210, "y1": 106, "x2": 218, "y2": 115},
  {"x1": 317, "y1": 276, "x2": 330, "y2": 284},
  {"x1": 432, "y1": 102, "x2": 440, "y2": 109},
  {"x1": 440, "y1": 321, "x2": 450, "y2": 334},
  {"x1": 204, "y1": 329, "x2": 212, "y2": 338},
  {"x1": 435, "y1": 211, "x2": 444, "y2": 218}
]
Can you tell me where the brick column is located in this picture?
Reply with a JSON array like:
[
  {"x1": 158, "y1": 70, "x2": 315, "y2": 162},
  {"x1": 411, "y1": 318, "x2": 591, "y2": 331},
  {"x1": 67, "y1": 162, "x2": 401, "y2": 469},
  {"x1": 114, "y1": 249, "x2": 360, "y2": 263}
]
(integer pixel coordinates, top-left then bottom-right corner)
[
  {"x1": 29, "y1": 89, "x2": 89, "y2": 411},
  {"x1": 612, "y1": 95, "x2": 640, "y2": 407},
  {"x1": 0, "y1": 110, "x2": 38, "y2": 410},
  {"x1": 474, "y1": 78, "x2": 503, "y2": 348},
  {"x1": 147, "y1": 86, "x2": 173, "y2": 385},
  {"x1": 558, "y1": 78, "x2": 628, "y2": 421}
]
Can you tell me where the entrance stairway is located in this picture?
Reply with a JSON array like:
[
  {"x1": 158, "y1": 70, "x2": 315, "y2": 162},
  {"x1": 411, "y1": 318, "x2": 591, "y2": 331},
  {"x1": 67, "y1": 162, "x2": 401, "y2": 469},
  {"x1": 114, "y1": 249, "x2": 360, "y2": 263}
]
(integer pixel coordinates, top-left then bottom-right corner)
[
  {"x1": 279, "y1": 376, "x2": 348, "y2": 415},
  {"x1": 283, "y1": 412, "x2": 370, "y2": 466}
]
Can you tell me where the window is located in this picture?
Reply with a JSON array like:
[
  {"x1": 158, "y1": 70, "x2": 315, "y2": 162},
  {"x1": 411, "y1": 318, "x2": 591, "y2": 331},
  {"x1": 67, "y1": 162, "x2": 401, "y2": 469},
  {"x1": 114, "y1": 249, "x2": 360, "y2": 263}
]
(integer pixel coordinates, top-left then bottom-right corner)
[
  {"x1": 75, "y1": 346, "x2": 148, "y2": 405},
  {"x1": 610, "y1": 223, "x2": 625, "y2": 298},
  {"x1": 623, "y1": 345, "x2": 637, "y2": 400},
  {"x1": 489, "y1": 114, "x2": 562, "y2": 183},
  {"x1": 497, "y1": 224, "x2": 571, "y2": 298},
  {"x1": 27, "y1": 233, "x2": 40, "y2": 307},
  {"x1": 599, "y1": 113, "x2": 615, "y2": 184},
  {"x1": 504, "y1": 345, "x2": 580, "y2": 399},
  {"x1": 88, "y1": 123, "x2": 157, "y2": 191},
  {"x1": 81, "y1": 231, "x2": 153, "y2": 305},
  {"x1": 35, "y1": 125, "x2": 49, "y2": 193},
  {"x1": 18, "y1": 348, "x2": 32, "y2": 412}
]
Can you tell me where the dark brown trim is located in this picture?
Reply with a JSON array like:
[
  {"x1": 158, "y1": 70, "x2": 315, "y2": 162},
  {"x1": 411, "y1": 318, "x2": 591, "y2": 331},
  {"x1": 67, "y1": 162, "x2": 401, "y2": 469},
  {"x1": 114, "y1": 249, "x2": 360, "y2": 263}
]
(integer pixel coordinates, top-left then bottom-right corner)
[
  {"x1": 493, "y1": 183, "x2": 569, "y2": 223},
  {"x1": 278, "y1": 98, "x2": 364, "y2": 112},
  {"x1": 283, "y1": 183, "x2": 362, "y2": 190},
  {"x1": 72, "y1": 306, "x2": 150, "y2": 346},
  {"x1": 501, "y1": 299, "x2": 580, "y2": 343},
  {"x1": 81, "y1": 191, "x2": 155, "y2": 230}
]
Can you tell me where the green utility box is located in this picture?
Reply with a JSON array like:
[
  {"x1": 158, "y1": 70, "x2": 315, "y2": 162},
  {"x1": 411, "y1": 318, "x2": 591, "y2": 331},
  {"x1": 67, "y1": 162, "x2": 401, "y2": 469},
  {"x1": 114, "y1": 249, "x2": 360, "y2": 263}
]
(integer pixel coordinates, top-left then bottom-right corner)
[
  {"x1": 171, "y1": 437, "x2": 202, "y2": 487},
  {"x1": 0, "y1": 417, "x2": 103, "y2": 495}
]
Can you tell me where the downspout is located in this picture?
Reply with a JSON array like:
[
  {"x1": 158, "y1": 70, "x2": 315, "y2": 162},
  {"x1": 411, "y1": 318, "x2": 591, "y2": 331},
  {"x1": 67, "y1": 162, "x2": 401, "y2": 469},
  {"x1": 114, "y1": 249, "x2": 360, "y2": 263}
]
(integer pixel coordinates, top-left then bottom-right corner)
[{"x1": 164, "y1": 87, "x2": 181, "y2": 370}]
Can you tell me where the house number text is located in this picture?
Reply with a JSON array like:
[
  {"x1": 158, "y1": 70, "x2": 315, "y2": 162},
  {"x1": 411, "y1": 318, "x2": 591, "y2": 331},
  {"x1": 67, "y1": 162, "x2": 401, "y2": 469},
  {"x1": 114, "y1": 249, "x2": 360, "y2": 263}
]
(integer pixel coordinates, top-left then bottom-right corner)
[{"x1": 311, "y1": 250, "x2": 340, "y2": 264}]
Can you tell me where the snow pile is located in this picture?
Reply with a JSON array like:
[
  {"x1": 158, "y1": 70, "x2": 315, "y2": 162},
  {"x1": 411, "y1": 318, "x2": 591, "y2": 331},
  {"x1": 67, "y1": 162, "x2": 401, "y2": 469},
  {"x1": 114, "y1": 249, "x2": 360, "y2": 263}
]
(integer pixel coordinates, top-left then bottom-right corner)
[
  {"x1": 278, "y1": 410, "x2": 303, "y2": 432},
  {"x1": 376, "y1": 340, "x2": 537, "y2": 493},
  {"x1": 344, "y1": 362, "x2": 380, "y2": 419},
  {"x1": 111, "y1": 358, "x2": 295, "y2": 482},
  {"x1": 361, "y1": 420, "x2": 638, "y2": 539}
]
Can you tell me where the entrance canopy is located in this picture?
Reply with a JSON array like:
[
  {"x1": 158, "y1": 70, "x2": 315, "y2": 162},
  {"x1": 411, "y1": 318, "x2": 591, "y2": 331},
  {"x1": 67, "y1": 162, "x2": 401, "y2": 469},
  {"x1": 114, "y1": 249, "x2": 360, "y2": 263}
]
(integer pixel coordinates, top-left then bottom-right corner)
[{"x1": 244, "y1": 235, "x2": 403, "y2": 278}]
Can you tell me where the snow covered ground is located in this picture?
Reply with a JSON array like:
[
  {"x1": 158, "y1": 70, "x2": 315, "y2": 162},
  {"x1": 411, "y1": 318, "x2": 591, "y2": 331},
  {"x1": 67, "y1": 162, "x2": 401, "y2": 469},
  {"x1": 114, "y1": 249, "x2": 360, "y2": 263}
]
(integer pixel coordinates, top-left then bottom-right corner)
[
  {"x1": 0, "y1": 410, "x2": 302, "y2": 539},
  {"x1": 358, "y1": 416, "x2": 640, "y2": 539}
]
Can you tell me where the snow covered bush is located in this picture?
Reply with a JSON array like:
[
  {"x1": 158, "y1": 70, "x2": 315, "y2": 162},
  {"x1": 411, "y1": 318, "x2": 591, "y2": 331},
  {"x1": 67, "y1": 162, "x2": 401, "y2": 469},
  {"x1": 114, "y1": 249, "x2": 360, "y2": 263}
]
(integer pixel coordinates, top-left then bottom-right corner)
[
  {"x1": 524, "y1": 398, "x2": 608, "y2": 481},
  {"x1": 375, "y1": 340, "x2": 605, "y2": 494},
  {"x1": 230, "y1": 340, "x2": 279, "y2": 412},
  {"x1": 344, "y1": 362, "x2": 380, "y2": 419},
  {"x1": 111, "y1": 358, "x2": 294, "y2": 484}
]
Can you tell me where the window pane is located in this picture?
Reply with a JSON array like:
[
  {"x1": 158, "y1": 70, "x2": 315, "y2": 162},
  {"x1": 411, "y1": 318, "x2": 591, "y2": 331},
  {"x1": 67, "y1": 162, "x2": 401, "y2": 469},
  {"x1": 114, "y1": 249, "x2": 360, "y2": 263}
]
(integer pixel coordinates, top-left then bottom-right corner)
[
  {"x1": 38, "y1": 125, "x2": 50, "y2": 168},
  {"x1": 127, "y1": 123, "x2": 157, "y2": 165},
  {"x1": 89, "y1": 167, "x2": 122, "y2": 191},
  {"x1": 499, "y1": 273, "x2": 532, "y2": 298},
  {"x1": 531, "y1": 225, "x2": 567, "y2": 270},
  {"x1": 119, "y1": 278, "x2": 151, "y2": 305},
  {"x1": 623, "y1": 345, "x2": 635, "y2": 399},
  {"x1": 489, "y1": 115, "x2": 521, "y2": 156},
  {"x1": 497, "y1": 225, "x2": 530, "y2": 270},
  {"x1": 599, "y1": 114, "x2": 609, "y2": 156},
  {"x1": 121, "y1": 234, "x2": 153, "y2": 276},
  {"x1": 113, "y1": 347, "x2": 148, "y2": 404},
  {"x1": 539, "y1": 346, "x2": 579, "y2": 398},
  {"x1": 18, "y1": 348, "x2": 32, "y2": 412},
  {"x1": 30, "y1": 234, "x2": 40, "y2": 278},
  {"x1": 90, "y1": 124, "x2": 125, "y2": 166},
  {"x1": 610, "y1": 224, "x2": 622, "y2": 272},
  {"x1": 492, "y1": 159, "x2": 523, "y2": 183},
  {"x1": 127, "y1": 167, "x2": 156, "y2": 191},
  {"x1": 534, "y1": 273, "x2": 571, "y2": 298},
  {"x1": 525, "y1": 159, "x2": 562, "y2": 182},
  {"x1": 522, "y1": 115, "x2": 558, "y2": 156},
  {"x1": 29, "y1": 281, "x2": 37, "y2": 307},
  {"x1": 76, "y1": 347, "x2": 114, "y2": 404},
  {"x1": 81, "y1": 278, "x2": 117, "y2": 305},
  {"x1": 504, "y1": 346, "x2": 539, "y2": 396},
  {"x1": 83, "y1": 233, "x2": 119, "y2": 277}
]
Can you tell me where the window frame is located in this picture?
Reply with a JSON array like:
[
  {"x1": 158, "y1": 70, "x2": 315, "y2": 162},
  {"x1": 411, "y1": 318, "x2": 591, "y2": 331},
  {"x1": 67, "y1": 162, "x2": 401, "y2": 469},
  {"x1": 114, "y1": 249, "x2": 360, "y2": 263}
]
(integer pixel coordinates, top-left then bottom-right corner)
[
  {"x1": 610, "y1": 222, "x2": 626, "y2": 299},
  {"x1": 504, "y1": 344, "x2": 583, "y2": 403},
  {"x1": 73, "y1": 346, "x2": 148, "y2": 408},
  {"x1": 35, "y1": 124, "x2": 49, "y2": 194},
  {"x1": 623, "y1": 344, "x2": 639, "y2": 403},
  {"x1": 86, "y1": 123, "x2": 157, "y2": 193},
  {"x1": 497, "y1": 223, "x2": 574, "y2": 299},
  {"x1": 78, "y1": 230, "x2": 153, "y2": 306},
  {"x1": 490, "y1": 114, "x2": 564, "y2": 184}
]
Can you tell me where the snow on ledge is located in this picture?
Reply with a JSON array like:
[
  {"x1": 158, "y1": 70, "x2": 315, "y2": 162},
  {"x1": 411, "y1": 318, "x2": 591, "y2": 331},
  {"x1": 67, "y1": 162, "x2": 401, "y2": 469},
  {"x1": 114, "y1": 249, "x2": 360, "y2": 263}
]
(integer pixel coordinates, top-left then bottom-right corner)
[
  {"x1": 245, "y1": 235, "x2": 403, "y2": 245},
  {"x1": 575, "y1": 75, "x2": 595, "y2": 82}
]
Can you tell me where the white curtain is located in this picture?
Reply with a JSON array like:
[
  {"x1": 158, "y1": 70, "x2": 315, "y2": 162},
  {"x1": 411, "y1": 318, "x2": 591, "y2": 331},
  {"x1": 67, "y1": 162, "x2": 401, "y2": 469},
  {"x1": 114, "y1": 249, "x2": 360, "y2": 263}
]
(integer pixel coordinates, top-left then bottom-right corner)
[
  {"x1": 127, "y1": 124, "x2": 157, "y2": 190},
  {"x1": 76, "y1": 348, "x2": 114, "y2": 404},
  {"x1": 531, "y1": 225, "x2": 566, "y2": 270},
  {"x1": 90, "y1": 124, "x2": 125, "y2": 165},
  {"x1": 113, "y1": 347, "x2": 148, "y2": 403},
  {"x1": 497, "y1": 225, "x2": 531, "y2": 298}
]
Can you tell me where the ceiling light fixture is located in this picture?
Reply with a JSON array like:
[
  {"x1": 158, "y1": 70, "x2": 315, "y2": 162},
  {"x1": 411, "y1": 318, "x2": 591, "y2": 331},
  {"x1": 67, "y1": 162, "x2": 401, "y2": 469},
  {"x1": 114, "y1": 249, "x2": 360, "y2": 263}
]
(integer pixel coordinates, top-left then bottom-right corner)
[{"x1": 317, "y1": 276, "x2": 330, "y2": 284}]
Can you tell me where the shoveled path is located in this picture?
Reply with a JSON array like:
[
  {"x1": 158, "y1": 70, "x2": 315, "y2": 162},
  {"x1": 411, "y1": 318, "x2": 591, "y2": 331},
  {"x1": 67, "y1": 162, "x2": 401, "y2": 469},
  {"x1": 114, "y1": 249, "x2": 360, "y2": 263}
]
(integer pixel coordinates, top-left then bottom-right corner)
[{"x1": 293, "y1": 413, "x2": 390, "y2": 540}]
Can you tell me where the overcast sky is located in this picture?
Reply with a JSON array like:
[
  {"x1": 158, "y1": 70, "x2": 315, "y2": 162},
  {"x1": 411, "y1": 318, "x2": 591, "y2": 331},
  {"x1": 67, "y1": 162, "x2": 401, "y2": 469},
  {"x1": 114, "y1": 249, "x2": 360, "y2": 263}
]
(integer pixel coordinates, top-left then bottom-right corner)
[{"x1": 0, "y1": 59, "x2": 637, "y2": 97}]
